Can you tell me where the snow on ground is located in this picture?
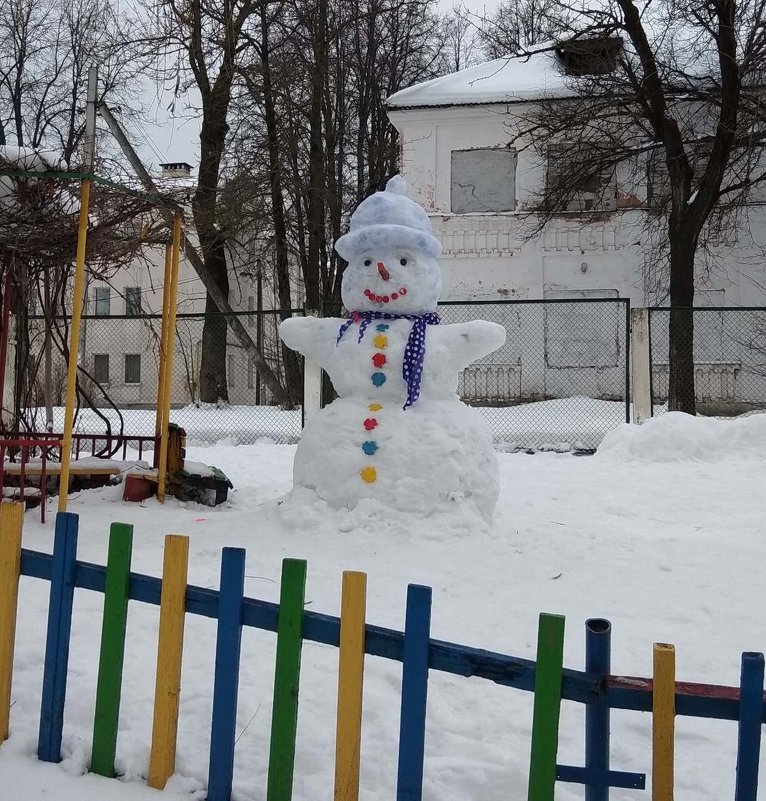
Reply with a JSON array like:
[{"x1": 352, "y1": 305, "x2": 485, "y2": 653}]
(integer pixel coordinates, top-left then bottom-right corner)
[
  {"x1": 1, "y1": 412, "x2": 765, "y2": 800},
  {"x1": 41, "y1": 395, "x2": 630, "y2": 449}
]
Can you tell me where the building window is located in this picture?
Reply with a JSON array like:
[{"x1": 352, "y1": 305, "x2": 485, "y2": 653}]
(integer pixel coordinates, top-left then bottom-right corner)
[
  {"x1": 125, "y1": 287, "x2": 142, "y2": 316},
  {"x1": 124, "y1": 354, "x2": 141, "y2": 384},
  {"x1": 451, "y1": 148, "x2": 517, "y2": 214},
  {"x1": 93, "y1": 354, "x2": 110, "y2": 384},
  {"x1": 94, "y1": 286, "x2": 110, "y2": 316},
  {"x1": 546, "y1": 145, "x2": 617, "y2": 212}
]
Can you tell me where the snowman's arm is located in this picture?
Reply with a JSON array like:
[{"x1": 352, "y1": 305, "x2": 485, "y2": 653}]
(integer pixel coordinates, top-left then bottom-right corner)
[
  {"x1": 439, "y1": 320, "x2": 507, "y2": 370},
  {"x1": 279, "y1": 316, "x2": 341, "y2": 366}
]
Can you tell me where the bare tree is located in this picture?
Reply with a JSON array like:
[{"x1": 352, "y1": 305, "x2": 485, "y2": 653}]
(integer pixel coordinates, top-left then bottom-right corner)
[
  {"x1": 509, "y1": 0, "x2": 766, "y2": 413},
  {"x1": 228, "y1": 0, "x2": 445, "y2": 307},
  {"x1": 146, "y1": 0, "x2": 269, "y2": 404},
  {"x1": 467, "y1": 0, "x2": 572, "y2": 58}
]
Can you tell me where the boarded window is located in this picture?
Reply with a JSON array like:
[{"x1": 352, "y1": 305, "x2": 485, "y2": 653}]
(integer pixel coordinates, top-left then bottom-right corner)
[
  {"x1": 124, "y1": 354, "x2": 141, "y2": 384},
  {"x1": 94, "y1": 286, "x2": 110, "y2": 316},
  {"x1": 544, "y1": 289, "x2": 620, "y2": 368},
  {"x1": 125, "y1": 287, "x2": 142, "y2": 316},
  {"x1": 546, "y1": 146, "x2": 616, "y2": 212},
  {"x1": 93, "y1": 354, "x2": 110, "y2": 384},
  {"x1": 451, "y1": 149, "x2": 517, "y2": 214}
]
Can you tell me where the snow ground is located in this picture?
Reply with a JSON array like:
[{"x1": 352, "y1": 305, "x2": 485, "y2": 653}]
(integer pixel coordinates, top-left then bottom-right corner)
[
  {"x1": 1, "y1": 412, "x2": 765, "y2": 800},
  {"x1": 46, "y1": 395, "x2": 630, "y2": 449}
]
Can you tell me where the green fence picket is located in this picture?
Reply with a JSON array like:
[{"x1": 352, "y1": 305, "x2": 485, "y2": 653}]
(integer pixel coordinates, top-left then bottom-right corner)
[
  {"x1": 267, "y1": 559, "x2": 308, "y2": 801},
  {"x1": 528, "y1": 613, "x2": 566, "y2": 801},
  {"x1": 91, "y1": 523, "x2": 133, "y2": 777}
]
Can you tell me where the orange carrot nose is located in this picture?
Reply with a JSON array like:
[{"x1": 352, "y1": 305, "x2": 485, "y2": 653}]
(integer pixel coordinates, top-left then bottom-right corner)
[{"x1": 377, "y1": 261, "x2": 390, "y2": 281}]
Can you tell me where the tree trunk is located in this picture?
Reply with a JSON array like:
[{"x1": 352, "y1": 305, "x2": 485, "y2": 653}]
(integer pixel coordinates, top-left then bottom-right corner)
[
  {"x1": 305, "y1": 0, "x2": 328, "y2": 309},
  {"x1": 199, "y1": 294, "x2": 229, "y2": 404},
  {"x1": 194, "y1": 91, "x2": 231, "y2": 403},
  {"x1": 197, "y1": 238, "x2": 230, "y2": 403},
  {"x1": 259, "y1": 4, "x2": 301, "y2": 408},
  {"x1": 667, "y1": 229, "x2": 696, "y2": 414}
]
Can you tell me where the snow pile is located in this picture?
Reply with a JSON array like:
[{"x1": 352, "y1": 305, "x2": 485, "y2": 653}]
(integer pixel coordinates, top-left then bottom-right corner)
[
  {"x1": 0, "y1": 144, "x2": 75, "y2": 214},
  {"x1": 596, "y1": 410, "x2": 766, "y2": 462}
]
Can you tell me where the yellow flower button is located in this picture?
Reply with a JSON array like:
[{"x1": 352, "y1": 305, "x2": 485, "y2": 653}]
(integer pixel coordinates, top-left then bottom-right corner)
[
  {"x1": 373, "y1": 335, "x2": 388, "y2": 349},
  {"x1": 368, "y1": 403, "x2": 383, "y2": 411},
  {"x1": 360, "y1": 466, "x2": 377, "y2": 483}
]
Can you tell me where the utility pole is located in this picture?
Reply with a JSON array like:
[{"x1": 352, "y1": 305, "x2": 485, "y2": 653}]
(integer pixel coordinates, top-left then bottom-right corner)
[{"x1": 97, "y1": 102, "x2": 288, "y2": 405}]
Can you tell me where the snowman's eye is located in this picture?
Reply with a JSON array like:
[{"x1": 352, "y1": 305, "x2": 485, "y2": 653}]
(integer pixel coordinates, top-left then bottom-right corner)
[
  {"x1": 364, "y1": 259, "x2": 371, "y2": 266},
  {"x1": 399, "y1": 258, "x2": 408, "y2": 266}
]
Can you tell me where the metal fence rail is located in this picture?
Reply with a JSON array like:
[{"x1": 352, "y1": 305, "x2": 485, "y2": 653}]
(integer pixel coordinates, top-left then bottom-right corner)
[{"x1": 648, "y1": 307, "x2": 766, "y2": 415}]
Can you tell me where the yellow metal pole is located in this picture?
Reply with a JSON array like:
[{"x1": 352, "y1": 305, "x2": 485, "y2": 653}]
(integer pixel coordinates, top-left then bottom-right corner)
[
  {"x1": 154, "y1": 242, "x2": 173, "y2": 442},
  {"x1": 58, "y1": 178, "x2": 92, "y2": 513},
  {"x1": 157, "y1": 216, "x2": 182, "y2": 502}
]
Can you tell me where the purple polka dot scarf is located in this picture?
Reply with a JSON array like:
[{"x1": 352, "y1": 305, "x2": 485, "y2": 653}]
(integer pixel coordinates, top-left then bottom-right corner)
[{"x1": 336, "y1": 311, "x2": 440, "y2": 409}]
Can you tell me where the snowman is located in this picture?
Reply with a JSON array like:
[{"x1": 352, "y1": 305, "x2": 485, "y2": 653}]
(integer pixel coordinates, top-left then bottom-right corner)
[{"x1": 279, "y1": 176, "x2": 506, "y2": 522}]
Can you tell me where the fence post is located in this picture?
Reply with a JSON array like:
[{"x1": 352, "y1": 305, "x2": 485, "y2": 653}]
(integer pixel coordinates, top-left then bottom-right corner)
[
  {"x1": 585, "y1": 619, "x2": 611, "y2": 801},
  {"x1": 303, "y1": 310, "x2": 323, "y2": 424},
  {"x1": 0, "y1": 501, "x2": 23, "y2": 743},
  {"x1": 630, "y1": 308, "x2": 652, "y2": 424},
  {"x1": 38, "y1": 512, "x2": 79, "y2": 763}
]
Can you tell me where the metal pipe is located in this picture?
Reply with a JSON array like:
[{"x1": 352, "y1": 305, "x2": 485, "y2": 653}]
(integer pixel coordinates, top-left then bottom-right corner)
[
  {"x1": 585, "y1": 618, "x2": 611, "y2": 801},
  {"x1": 154, "y1": 242, "x2": 173, "y2": 458},
  {"x1": 58, "y1": 67, "x2": 98, "y2": 513},
  {"x1": 157, "y1": 216, "x2": 182, "y2": 502}
]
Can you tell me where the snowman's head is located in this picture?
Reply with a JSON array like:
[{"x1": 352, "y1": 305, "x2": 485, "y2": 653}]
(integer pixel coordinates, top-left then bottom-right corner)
[{"x1": 336, "y1": 176, "x2": 442, "y2": 315}]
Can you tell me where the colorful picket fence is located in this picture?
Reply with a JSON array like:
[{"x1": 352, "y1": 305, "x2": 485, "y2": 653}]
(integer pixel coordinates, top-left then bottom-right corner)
[{"x1": 0, "y1": 501, "x2": 764, "y2": 800}]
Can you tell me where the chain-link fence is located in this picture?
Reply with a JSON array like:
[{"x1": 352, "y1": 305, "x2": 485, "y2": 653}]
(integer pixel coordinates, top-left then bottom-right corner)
[
  {"x1": 21, "y1": 300, "x2": 631, "y2": 451},
  {"x1": 22, "y1": 310, "x2": 304, "y2": 445},
  {"x1": 649, "y1": 307, "x2": 766, "y2": 415},
  {"x1": 438, "y1": 299, "x2": 631, "y2": 450}
]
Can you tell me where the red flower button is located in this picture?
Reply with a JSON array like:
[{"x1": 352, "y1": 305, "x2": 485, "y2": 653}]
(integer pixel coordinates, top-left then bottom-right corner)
[
  {"x1": 363, "y1": 418, "x2": 378, "y2": 431},
  {"x1": 372, "y1": 353, "x2": 387, "y2": 368}
]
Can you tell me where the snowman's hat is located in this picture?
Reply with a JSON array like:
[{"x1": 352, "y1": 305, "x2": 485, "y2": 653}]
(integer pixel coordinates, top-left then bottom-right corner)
[{"x1": 335, "y1": 175, "x2": 442, "y2": 262}]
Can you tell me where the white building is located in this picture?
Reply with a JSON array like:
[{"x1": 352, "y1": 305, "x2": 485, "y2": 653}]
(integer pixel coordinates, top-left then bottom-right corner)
[
  {"x1": 385, "y1": 46, "x2": 766, "y2": 307},
  {"x1": 385, "y1": 45, "x2": 766, "y2": 408}
]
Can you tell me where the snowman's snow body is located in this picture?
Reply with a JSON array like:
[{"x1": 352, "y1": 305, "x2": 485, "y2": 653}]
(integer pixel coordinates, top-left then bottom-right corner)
[{"x1": 279, "y1": 177, "x2": 506, "y2": 521}]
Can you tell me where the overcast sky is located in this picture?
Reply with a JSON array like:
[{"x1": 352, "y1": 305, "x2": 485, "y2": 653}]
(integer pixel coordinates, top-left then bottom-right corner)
[{"x1": 134, "y1": 0, "x2": 502, "y2": 171}]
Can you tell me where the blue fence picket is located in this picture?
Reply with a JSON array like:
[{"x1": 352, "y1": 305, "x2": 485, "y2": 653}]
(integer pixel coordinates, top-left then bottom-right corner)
[
  {"x1": 735, "y1": 652, "x2": 764, "y2": 801},
  {"x1": 585, "y1": 618, "x2": 611, "y2": 801},
  {"x1": 396, "y1": 584, "x2": 432, "y2": 801},
  {"x1": 208, "y1": 548, "x2": 246, "y2": 801},
  {"x1": 38, "y1": 512, "x2": 79, "y2": 763}
]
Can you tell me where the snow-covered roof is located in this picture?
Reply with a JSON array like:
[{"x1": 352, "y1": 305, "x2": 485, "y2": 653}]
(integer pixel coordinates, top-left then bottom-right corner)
[{"x1": 386, "y1": 47, "x2": 574, "y2": 109}]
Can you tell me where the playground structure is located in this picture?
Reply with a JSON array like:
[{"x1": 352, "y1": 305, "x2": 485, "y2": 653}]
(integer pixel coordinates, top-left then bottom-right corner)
[
  {"x1": 0, "y1": 210, "x2": 232, "y2": 518},
  {"x1": 0, "y1": 70, "x2": 231, "y2": 516},
  {"x1": 0, "y1": 503, "x2": 763, "y2": 801}
]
